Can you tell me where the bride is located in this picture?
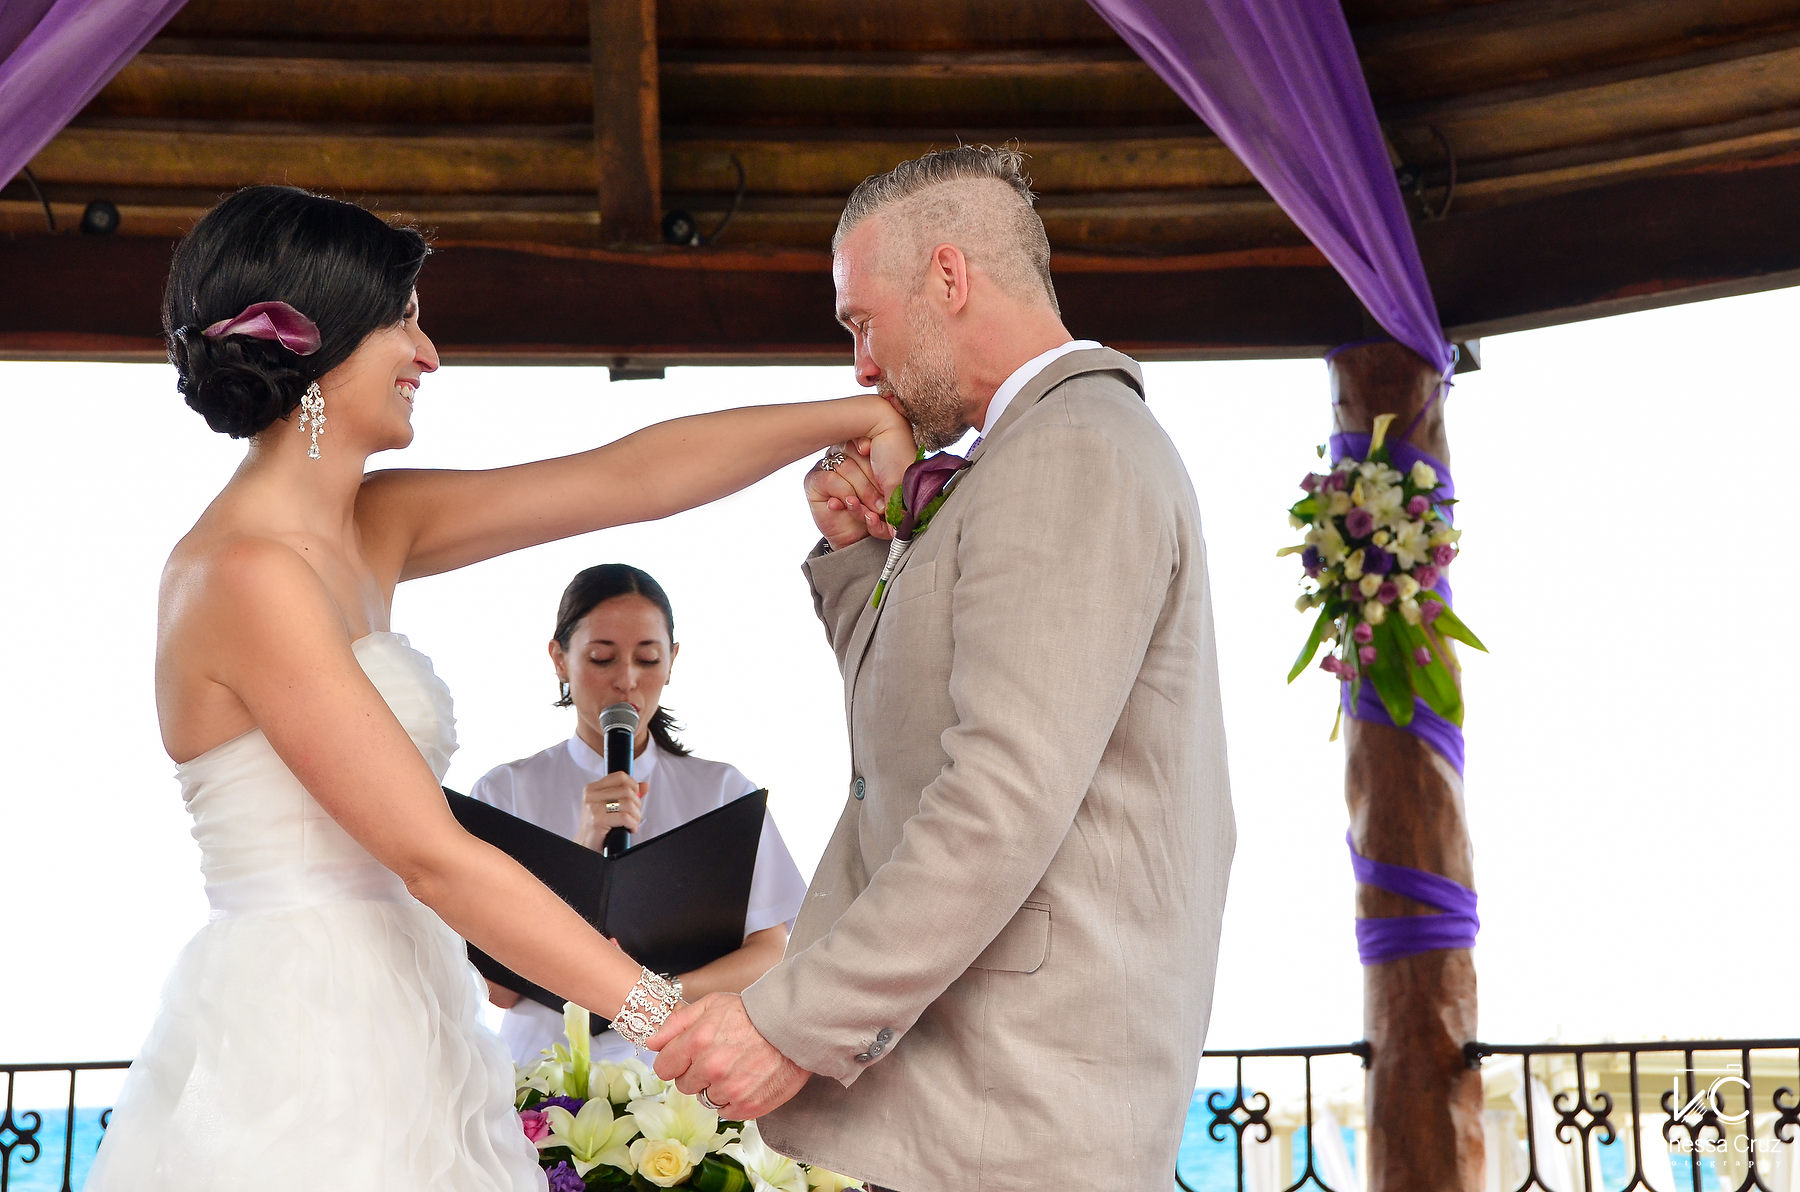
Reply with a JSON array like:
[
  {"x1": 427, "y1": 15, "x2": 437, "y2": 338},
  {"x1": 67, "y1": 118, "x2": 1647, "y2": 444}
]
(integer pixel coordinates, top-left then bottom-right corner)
[{"x1": 85, "y1": 185, "x2": 904, "y2": 1189}]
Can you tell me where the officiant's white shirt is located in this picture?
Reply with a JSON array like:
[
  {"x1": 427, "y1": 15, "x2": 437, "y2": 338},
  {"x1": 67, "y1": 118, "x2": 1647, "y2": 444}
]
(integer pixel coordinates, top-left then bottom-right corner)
[{"x1": 470, "y1": 734, "x2": 806, "y2": 1065}]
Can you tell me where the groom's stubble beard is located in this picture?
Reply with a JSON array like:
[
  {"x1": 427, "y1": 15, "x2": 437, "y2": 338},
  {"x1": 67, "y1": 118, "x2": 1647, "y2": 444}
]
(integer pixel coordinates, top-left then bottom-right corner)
[{"x1": 880, "y1": 293, "x2": 968, "y2": 452}]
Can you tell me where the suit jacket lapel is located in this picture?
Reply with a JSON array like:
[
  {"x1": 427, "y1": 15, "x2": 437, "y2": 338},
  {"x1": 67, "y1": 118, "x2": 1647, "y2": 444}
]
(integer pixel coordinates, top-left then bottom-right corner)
[{"x1": 840, "y1": 347, "x2": 1146, "y2": 711}]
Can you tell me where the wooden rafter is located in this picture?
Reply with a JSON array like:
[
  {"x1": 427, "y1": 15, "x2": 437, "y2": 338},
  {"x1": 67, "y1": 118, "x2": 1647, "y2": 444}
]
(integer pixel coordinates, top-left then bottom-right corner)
[{"x1": 590, "y1": 0, "x2": 661, "y2": 246}]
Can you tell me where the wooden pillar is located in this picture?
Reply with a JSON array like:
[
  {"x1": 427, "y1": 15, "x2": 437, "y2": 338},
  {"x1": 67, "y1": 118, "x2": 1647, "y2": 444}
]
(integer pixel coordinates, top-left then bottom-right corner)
[
  {"x1": 589, "y1": 0, "x2": 661, "y2": 246},
  {"x1": 1330, "y1": 342, "x2": 1484, "y2": 1192}
]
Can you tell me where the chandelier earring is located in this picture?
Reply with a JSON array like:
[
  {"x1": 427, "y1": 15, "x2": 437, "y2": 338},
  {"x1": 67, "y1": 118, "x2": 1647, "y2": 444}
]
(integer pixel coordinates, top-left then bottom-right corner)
[{"x1": 297, "y1": 381, "x2": 326, "y2": 460}]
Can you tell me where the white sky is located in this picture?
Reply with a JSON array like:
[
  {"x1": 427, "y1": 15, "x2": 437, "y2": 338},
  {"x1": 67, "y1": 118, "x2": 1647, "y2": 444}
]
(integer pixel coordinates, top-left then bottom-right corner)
[{"x1": 2, "y1": 286, "x2": 1796, "y2": 1071}]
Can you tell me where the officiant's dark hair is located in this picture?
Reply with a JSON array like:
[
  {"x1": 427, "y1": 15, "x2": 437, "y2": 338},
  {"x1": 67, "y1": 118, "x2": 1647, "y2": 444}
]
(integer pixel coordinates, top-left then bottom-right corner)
[
  {"x1": 163, "y1": 185, "x2": 430, "y2": 438},
  {"x1": 552, "y1": 564, "x2": 690, "y2": 757}
]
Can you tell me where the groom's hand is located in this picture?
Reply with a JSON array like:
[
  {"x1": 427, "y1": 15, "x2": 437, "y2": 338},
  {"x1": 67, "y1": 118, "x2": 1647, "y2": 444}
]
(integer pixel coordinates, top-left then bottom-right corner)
[
  {"x1": 649, "y1": 992, "x2": 810, "y2": 1119},
  {"x1": 806, "y1": 439, "x2": 895, "y2": 550}
]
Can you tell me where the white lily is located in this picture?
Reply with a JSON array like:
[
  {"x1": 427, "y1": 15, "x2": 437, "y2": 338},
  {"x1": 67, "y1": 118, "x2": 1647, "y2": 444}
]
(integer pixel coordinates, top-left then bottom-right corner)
[
  {"x1": 540, "y1": 1098, "x2": 639, "y2": 1178},
  {"x1": 596, "y1": 1058, "x2": 664, "y2": 1105},
  {"x1": 1362, "y1": 479, "x2": 1406, "y2": 527},
  {"x1": 723, "y1": 1121, "x2": 809, "y2": 1192},
  {"x1": 628, "y1": 1088, "x2": 731, "y2": 1160},
  {"x1": 807, "y1": 1167, "x2": 866, "y2": 1191},
  {"x1": 1389, "y1": 520, "x2": 1433, "y2": 569}
]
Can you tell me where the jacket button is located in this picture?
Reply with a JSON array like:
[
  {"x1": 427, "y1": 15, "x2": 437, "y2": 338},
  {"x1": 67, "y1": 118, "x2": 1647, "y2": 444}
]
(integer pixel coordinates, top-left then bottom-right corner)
[
  {"x1": 876, "y1": 1028, "x2": 893, "y2": 1042},
  {"x1": 854, "y1": 1051, "x2": 872, "y2": 1063},
  {"x1": 852, "y1": 776, "x2": 866, "y2": 800}
]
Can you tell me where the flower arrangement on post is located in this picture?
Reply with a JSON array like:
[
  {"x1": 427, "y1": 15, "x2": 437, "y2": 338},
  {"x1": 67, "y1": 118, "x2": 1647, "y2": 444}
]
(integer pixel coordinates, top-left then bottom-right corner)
[
  {"x1": 515, "y1": 1002, "x2": 864, "y2": 1191},
  {"x1": 1281, "y1": 413, "x2": 1486, "y2": 733}
]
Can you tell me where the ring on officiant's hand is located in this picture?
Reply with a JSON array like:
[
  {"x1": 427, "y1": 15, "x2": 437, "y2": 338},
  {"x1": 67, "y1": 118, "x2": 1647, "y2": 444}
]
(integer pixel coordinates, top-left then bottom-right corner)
[
  {"x1": 817, "y1": 446, "x2": 847, "y2": 473},
  {"x1": 604, "y1": 800, "x2": 622, "y2": 813},
  {"x1": 698, "y1": 1088, "x2": 723, "y2": 1112}
]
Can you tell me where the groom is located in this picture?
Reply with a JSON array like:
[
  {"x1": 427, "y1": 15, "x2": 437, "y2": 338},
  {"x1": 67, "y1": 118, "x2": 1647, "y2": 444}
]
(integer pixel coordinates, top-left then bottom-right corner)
[{"x1": 651, "y1": 146, "x2": 1235, "y2": 1190}]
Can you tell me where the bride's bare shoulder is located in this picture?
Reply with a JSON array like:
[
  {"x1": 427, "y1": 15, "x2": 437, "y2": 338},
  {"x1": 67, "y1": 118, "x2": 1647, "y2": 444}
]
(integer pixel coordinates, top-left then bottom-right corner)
[{"x1": 160, "y1": 526, "x2": 323, "y2": 644}]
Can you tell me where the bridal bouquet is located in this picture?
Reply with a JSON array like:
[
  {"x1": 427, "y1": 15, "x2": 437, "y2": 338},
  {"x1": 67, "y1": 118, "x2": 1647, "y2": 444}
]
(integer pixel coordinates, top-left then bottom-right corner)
[
  {"x1": 515, "y1": 1003, "x2": 863, "y2": 1192},
  {"x1": 1281, "y1": 413, "x2": 1485, "y2": 731}
]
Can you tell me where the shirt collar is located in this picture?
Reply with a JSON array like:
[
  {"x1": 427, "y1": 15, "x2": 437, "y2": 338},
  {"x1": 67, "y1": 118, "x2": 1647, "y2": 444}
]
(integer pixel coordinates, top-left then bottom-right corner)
[
  {"x1": 977, "y1": 339, "x2": 1102, "y2": 439},
  {"x1": 566, "y1": 731, "x2": 660, "y2": 781}
]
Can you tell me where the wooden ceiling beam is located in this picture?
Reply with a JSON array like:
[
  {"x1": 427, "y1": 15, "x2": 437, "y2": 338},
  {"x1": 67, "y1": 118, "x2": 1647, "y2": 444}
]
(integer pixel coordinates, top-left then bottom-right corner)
[
  {"x1": 1385, "y1": 31, "x2": 1800, "y2": 165},
  {"x1": 1352, "y1": 0, "x2": 1800, "y2": 104},
  {"x1": 590, "y1": 0, "x2": 662, "y2": 245},
  {"x1": 24, "y1": 124, "x2": 1254, "y2": 198},
  {"x1": 9, "y1": 151, "x2": 1800, "y2": 366}
]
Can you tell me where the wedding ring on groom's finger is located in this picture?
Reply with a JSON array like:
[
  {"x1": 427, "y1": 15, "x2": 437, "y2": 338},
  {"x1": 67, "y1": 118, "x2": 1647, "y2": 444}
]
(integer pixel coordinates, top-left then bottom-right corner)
[
  {"x1": 697, "y1": 1088, "x2": 723, "y2": 1112},
  {"x1": 816, "y1": 446, "x2": 847, "y2": 473}
]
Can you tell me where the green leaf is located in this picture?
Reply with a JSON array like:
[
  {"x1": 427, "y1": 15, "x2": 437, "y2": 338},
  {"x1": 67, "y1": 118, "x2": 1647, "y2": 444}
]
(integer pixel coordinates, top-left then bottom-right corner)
[
  {"x1": 1366, "y1": 620, "x2": 1416, "y2": 726},
  {"x1": 1289, "y1": 495, "x2": 1319, "y2": 519},
  {"x1": 1396, "y1": 620, "x2": 1464, "y2": 725},
  {"x1": 1424, "y1": 597, "x2": 1488, "y2": 652},
  {"x1": 1288, "y1": 605, "x2": 1336, "y2": 683},
  {"x1": 689, "y1": 1156, "x2": 751, "y2": 1192}
]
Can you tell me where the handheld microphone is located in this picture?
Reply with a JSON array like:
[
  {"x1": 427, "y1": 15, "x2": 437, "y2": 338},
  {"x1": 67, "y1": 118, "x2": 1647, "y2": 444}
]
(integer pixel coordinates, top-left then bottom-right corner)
[{"x1": 599, "y1": 702, "x2": 639, "y2": 857}]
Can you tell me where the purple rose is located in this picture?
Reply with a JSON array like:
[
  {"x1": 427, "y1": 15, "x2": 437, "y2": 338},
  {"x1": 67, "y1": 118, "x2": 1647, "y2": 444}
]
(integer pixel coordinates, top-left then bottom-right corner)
[
  {"x1": 1352, "y1": 621, "x2": 1373, "y2": 644},
  {"x1": 896, "y1": 451, "x2": 973, "y2": 539},
  {"x1": 1406, "y1": 495, "x2": 1430, "y2": 517},
  {"x1": 1413, "y1": 564, "x2": 1440, "y2": 590},
  {"x1": 1358, "y1": 645, "x2": 1377, "y2": 665},
  {"x1": 1420, "y1": 600, "x2": 1444, "y2": 623},
  {"x1": 1344, "y1": 508, "x2": 1375, "y2": 538},
  {"x1": 1414, "y1": 646, "x2": 1433, "y2": 666},
  {"x1": 1361, "y1": 545, "x2": 1392, "y2": 575},
  {"x1": 1301, "y1": 546, "x2": 1322, "y2": 576},
  {"x1": 1377, "y1": 581, "x2": 1399, "y2": 604},
  {"x1": 1324, "y1": 471, "x2": 1349, "y2": 492},
  {"x1": 1433, "y1": 544, "x2": 1457, "y2": 568},
  {"x1": 546, "y1": 1162, "x2": 586, "y2": 1192},
  {"x1": 1301, "y1": 474, "x2": 1321, "y2": 493}
]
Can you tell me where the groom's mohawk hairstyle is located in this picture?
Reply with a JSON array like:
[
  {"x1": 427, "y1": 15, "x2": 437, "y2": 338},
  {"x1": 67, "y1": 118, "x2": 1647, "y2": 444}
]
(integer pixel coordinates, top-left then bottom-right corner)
[{"x1": 835, "y1": 143, "x2": 1060, "y2": 316}]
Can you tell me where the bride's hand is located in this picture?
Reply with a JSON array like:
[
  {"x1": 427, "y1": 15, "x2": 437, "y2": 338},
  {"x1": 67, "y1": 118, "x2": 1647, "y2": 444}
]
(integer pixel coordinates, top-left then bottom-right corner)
[{"x1": 861, "y1": 394, "x2": 917, "y2": 494}]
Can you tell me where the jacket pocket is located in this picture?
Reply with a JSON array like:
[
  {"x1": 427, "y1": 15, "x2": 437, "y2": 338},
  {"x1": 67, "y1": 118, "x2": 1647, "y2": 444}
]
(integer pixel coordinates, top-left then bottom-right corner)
[
  {"x1": 882, "y1": 558, "x2": 939, "y2": 606},
  {"x1": 970, "y1": 900, "x2": 1050, "y2": 973}
]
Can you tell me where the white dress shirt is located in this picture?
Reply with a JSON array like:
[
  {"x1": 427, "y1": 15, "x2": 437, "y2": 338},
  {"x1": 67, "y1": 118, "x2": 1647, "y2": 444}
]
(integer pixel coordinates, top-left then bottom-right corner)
[
  {"x1": 470, "y1": 734, "x2": 807, "y2": 1065},
  {"x1": 976, "y1": 338, "x2": 1102, "y2": 441}
]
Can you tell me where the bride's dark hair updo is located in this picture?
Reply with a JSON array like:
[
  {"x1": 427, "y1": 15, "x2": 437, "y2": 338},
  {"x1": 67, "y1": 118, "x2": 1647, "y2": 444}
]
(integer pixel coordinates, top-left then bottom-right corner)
[{"x1": 163, "y1": 186, "x2": 430, "y2": 439}]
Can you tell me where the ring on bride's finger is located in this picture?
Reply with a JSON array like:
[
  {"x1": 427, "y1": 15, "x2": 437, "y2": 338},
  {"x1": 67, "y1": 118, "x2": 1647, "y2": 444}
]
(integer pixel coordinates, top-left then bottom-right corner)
[
  {"x1": 698, "y1": 1088, "x2": 723, "y2": 1112},
  {"x1": 604, "y1": 800, "x2": 622, "y2": 814},
  {"x1": 817, "y1": 446, "x2": 847, "y2": 473}
]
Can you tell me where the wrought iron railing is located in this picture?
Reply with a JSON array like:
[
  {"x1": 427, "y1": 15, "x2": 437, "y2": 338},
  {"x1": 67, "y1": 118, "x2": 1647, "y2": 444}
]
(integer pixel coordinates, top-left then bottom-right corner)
[
  {"x1": 1182, "y1": 1042, "x2": 1373, "y2": 1192},
  {"x1": 1467, "y1": 1039, "x2": 1800, "y2": 1192},
  {"x1": 12, "y1": 1040, "x2": 1800, "y2": 1191},
  {"x1": 0, "y1": 1062, "x2": 127, "y2": 1192}
]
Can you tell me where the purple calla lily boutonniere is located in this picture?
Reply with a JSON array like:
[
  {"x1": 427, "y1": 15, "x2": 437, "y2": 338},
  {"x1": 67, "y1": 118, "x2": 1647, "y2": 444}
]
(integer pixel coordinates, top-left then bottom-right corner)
[{"x1": 870, "y1": 449, "x2": 972, "y2": 608}]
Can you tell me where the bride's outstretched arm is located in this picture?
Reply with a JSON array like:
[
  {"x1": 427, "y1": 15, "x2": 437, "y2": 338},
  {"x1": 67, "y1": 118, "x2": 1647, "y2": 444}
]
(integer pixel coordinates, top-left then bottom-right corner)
[
  {"x1": 181, "y1": 539, "x2": 651, "y2": 1021},
  {"x1": 358, "y1": 394, "x2": 909, "y2": 582}
]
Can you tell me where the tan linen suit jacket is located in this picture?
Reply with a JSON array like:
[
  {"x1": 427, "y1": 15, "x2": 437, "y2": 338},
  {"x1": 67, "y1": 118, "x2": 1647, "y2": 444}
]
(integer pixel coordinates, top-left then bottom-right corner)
[{"x1": 740, "y1": 348, "x2": 1235, "y2": 1191}]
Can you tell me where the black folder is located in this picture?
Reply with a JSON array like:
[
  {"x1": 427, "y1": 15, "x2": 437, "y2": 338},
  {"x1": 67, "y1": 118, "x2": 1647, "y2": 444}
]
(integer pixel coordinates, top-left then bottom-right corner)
[{"x1": 444, "y1": 786, "x2": 767, "y2": 1032}]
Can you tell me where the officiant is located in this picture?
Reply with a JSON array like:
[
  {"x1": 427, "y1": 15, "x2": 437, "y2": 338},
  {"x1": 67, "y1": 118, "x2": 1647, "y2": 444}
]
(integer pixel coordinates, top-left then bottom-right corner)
[{"x1": 471, "y1": 563, "x2": 806, "y2": 1066}]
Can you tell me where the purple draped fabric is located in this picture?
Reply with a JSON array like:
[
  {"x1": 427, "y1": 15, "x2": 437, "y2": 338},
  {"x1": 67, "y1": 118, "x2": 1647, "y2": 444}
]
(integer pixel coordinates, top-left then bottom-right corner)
[
  {"x1": 0, "y1": 0, "x2": 188, "y2": 190},
  {"x1": 1347, "y1": 832, "x2": 1478, "y2": 964},
  {"x1": 1083, "y1": 0, "x2": 1453, "y2": 375}
]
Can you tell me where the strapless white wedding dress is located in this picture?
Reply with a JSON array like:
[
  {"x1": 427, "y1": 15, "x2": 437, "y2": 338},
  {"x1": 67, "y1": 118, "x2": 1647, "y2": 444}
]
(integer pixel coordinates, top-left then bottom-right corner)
[{"x1": 87, "y1": 633, "x2": 544, "y2": 1191}]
